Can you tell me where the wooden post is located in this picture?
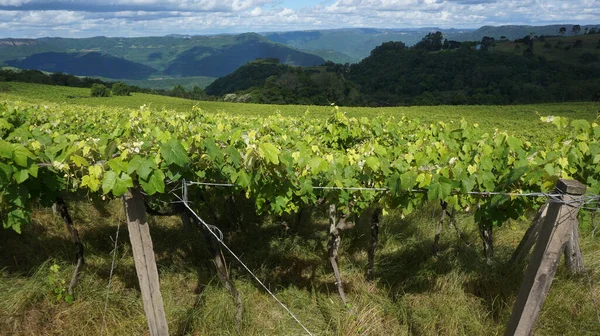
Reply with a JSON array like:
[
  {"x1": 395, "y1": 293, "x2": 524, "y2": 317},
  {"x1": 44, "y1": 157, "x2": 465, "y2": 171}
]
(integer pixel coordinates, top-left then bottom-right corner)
[
  {"x1": 505, "y1": 179, "x2": 585, "y2": 336},
  {"x1": 123, "y1": 188, "x2": 169, "y2": 336},
  {"x1": 563, "y1": 217, "x2": 584, "y2": 274}
]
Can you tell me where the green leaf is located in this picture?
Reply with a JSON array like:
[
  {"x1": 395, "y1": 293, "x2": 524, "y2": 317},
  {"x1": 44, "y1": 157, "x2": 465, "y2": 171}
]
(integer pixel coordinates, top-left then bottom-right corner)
[
  {"x1": 70, "y1": 155, "x2": 89, "y2": 168},
  {"x1": 108, "y1": 157, "x2": 129, "y2": 174},
  {"x1": 7, "y1": 208, "x2": 27, "y2": 233},
  {"x1": 427, "y1": 177, "x2": 452, "y2": 201},
  {"x1": 127, "y1": 155, "x2": 144, "y2": 174},
  {"x1": 506, "y1": 136, "x2": 522, "y2": 151},
  {"x1": 571, "y1": 119, "x2": 590, "y2": 132},
  {"x1": 544, "y1": 164, "x2": 555, "y2": 176},
  {"x1": 235, "y1": 170, "x2": 251, "y2": 188},
  {"x1": 365, "y1": 157, "x2": 380, "y2": 171},
  {"x1": 0, "y1": 139, "x2": 13, "y2": 159},
  {"x1": 112, "y1": 173, "x2": 133, "y2": 196},
  {"x1": 460, "y1": 177, "x2": 476, "y2": 193},
  {"x1": 400, "y1": 171, "x2": 418, "y2": 190},
  {"x1": 259, "y1": 142, "x2": 280, "y2": 165},
  {"x1": 0, "y1": 162, "x2": 13, "y2": 184},
  {"x1": 28, "y1": 163, "x2": 38, "y2": 178},
  {"x1": 160, "y1": 139, "x2": 188, "y2": 167},
  {"x1": 14, "y1": 169, "x2": 29, "y2": 184},
  {"x1": 128, "y1": 156, "x2": 156, "y2": 180},
  {"x1": 139, "y1": 169, "x2": 165, "y2": 195},
  {"x1": 12, "y1": 144, "x2": 35, "y2": 167},
  {"x1": 81, "y1": 175, "x2": 101, "y2": 192},
  {"x1": 102, "y1": 171, "x2": 118, "y2": 195}
]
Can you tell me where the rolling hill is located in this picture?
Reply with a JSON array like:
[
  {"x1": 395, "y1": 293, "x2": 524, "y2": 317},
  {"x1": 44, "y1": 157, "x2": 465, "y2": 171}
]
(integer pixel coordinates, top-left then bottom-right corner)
[
  {"x1": 5, "y1": 52, "x2": 157, "y2": 80},
  {"x1": 262, "y1": 25, "x2": 600, "y2": 63},
  {"x1": 0, "y1": 33, "x2": 325, "y2": 82},
  {"x1": 164, "y1": 34, "x2": 324, "y2": 78}
]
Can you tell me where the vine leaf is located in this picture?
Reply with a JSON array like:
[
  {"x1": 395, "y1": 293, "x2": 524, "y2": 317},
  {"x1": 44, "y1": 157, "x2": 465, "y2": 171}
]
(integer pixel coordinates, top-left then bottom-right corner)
[
  {"x1": 102, "y1": 171, "x2": 118, "y2": 195},
  {"x1": 161, "y1": 140, "x2": 189, "y2": 167},
  {"x1": 112, "y1": 173, "x2": 133, "y2": 196},
  {"x1": 12, "y1": 144, "x2": 35, "y2": 167},
  {"x1": 259, "y1": 142, "x2": 280, "y2": 165},
  {"x1": 139, "y1": 169, "x2": 165, "y2": 195},
  {"x1": 427, "y1": 177, "x2": 452, "y2": 201}
]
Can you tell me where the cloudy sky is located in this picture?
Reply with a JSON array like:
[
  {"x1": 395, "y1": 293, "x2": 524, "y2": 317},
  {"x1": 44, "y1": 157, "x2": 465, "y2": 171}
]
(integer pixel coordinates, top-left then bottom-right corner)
[{"x1": 0, "y1": 0, "x2": 597, "y2": 38}]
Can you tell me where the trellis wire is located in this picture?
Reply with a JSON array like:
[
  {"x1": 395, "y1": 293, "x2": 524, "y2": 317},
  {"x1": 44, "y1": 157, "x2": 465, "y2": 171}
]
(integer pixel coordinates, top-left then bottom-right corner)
[
  {"x1": 176, "y1": 180, "x2": 600, "y2": 209},
  {"x1": 171, "y1": 180, "x2": 314, "y2": 336},
  {"x1": 172, "y1": 178, "x2": 600, "y2": 327}
]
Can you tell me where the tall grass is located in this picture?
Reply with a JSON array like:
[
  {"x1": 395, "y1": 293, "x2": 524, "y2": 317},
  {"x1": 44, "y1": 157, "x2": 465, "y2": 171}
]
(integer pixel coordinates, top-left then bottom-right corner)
[{"x1": 1, "y1": 200, "x2": 599, "y2": 335}]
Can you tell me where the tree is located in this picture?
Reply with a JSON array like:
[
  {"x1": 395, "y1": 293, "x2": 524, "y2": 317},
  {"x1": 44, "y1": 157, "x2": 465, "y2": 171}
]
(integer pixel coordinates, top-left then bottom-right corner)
[
  {"x1": 573, "y1": 40, "x2": 583, "y2": 49},
  {"x1": 414, "y1": 31, "x2": 444, "y2": 51},
  {"x1": 172, "y1": 84, "x2": 186, "y2": 98},
  {"x1": 111, "y1": 82, "x2": 131, "y2": 96},
  {"x1": 572, "y1": 25, "x2": 581, "y2": 35},
  {"x1": 90, "y1": 83, "x2": 110, "y2": 97},
  {"x1": 479, "y1": 36, "x2": 495, "y2": 51},
  {"x1": 559, "y1": 27, "x2": 567, "y2": 36},
  {"x1": 190, "y1": 85, "x2": 206, "y2": 100}
]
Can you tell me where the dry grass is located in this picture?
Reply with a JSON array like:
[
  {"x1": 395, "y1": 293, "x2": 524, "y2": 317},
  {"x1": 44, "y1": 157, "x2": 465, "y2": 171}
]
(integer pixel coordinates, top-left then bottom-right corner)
[{"x1": 1, "y1": 200, "x2": 599, "y2": 335}]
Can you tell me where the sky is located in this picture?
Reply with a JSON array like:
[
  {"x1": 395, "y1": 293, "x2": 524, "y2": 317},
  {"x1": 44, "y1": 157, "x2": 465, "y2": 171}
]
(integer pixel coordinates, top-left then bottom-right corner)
[{"x1": 0, "y1": 0, "x2": 597, "y2": 38}]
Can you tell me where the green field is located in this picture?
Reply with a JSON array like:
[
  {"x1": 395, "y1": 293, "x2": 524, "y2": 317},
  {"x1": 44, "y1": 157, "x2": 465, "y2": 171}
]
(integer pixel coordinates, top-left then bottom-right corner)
[
  {"x1": 1, "y1": 82, "x2": 598, "y2": 145},
  {"x1": 1, "y1": 82, "x2": 600, "y2": 336}
]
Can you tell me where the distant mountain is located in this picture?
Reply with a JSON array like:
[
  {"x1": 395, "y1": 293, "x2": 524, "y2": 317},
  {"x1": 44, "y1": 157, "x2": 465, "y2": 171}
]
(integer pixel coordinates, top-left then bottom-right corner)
[
  {"x1": 262, "y1": 25, "x2": 600, "y2": 63},
  {"x1": 164, "y1": 33, "x2": 325, "y2": 78},
  {"x1": 6, "y1": 52, "x2": 156, "y2": 80},
  {"x1": 447, "y1": 24, "x2": 600, "y2": 42},
  {"x1": 262, "y1": 28, "x2": 474, "y2": 63},
  {"x1": 0, "y1": 33, "x2": 325, "y2": 81}
]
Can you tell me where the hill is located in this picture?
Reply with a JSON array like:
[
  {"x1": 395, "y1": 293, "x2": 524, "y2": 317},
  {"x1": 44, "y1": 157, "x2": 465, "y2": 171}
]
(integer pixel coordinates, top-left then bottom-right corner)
[
  {"x1": 5, "y1": 52, "x2": 156, "y2": 80},
  {"x1": 492, "y1": 34, "x2": 600, "y2": 67},
  {"x1": 347, "y1": 39, "x2": 600, "y2": 106},
  {"x1": 164, "y1": 34, "x2": 325, "y2": 78},
  {"x1": 262, "y1": 25, "x2": 600, "y2": 63},
  {"x1": 0, "y1": 33, "x2": 325, "y2": 82},
  {"x1": 262, "y1": 28, "x2": 464, "y2": 63},
  {"x1": 207, "y1": 32, "x2": 600, "y2": 106}
]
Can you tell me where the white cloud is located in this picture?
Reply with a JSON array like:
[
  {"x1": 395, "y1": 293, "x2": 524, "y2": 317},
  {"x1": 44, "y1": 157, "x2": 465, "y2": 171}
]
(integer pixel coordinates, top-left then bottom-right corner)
[
  {"x1": 0, "y1": 0, "x2": 597, "y2": 38},
  {"x1": 0, "y1": 0, "x2": 275, "y2": 12}
]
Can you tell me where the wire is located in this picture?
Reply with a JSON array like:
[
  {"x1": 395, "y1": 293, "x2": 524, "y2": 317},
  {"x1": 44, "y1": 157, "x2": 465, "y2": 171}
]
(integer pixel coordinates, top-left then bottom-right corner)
[{"x1": 173, "y1": 182, "x2": 314, "y2": 336}]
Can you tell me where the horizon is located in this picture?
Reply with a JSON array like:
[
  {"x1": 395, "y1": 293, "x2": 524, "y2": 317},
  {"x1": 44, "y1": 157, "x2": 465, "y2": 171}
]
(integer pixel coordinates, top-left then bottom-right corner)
[
  {"x1": 0, "y1": 0, "x2": 597, "y2": 38},
  {"x1": 0, "y1": 24, "x2": 597, "y2": 40}
]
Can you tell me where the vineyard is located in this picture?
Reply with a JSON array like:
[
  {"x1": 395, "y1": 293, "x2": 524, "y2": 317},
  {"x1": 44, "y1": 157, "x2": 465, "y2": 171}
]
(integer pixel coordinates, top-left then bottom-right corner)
[{"x1": 1, "y1": 95, "x2": 600, "y2": 335}]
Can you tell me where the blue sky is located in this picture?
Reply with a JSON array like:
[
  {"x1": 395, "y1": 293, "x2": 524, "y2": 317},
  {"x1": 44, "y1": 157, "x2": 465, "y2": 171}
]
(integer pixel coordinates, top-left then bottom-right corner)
[{"x1": 0, "y1": 0, "x2": 597, "y2": 38}]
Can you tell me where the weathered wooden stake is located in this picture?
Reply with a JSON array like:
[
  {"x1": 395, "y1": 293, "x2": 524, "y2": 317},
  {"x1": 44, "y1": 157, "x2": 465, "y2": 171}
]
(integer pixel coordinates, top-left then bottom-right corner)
[
  {"x1": 505, "y1": 179, "x2": 585, "y2": 336},
  {"x1": 367, "y1": 207, "x2": 381, "y2": 280},
  {"x1": 509, "y1": 203, "x2": 549, "y2": 264},
  {"x1": 123, "y1": 188, "x2": 169, "y2": 336},
  {"x1": 563, "y1": 217, "x2": 584, "y2": 274}
]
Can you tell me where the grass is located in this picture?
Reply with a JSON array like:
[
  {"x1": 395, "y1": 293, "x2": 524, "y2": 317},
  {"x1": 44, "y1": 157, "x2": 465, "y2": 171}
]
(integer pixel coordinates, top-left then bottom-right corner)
[
  {"x1": 1, "y1": 82, "x2": 599, "y2": 145},
  {"x1": 1, "y1": 199, "x2": 599, "y2": 335},
  {"x1": 1, "y1": 82, "x2": 600, "y2": 335}
]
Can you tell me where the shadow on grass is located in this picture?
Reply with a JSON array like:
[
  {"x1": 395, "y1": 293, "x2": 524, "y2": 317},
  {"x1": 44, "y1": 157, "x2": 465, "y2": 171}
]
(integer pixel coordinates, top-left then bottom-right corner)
[{"x1": 0, "y1": 197, "x2": 534, "y2": 323}]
